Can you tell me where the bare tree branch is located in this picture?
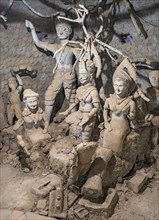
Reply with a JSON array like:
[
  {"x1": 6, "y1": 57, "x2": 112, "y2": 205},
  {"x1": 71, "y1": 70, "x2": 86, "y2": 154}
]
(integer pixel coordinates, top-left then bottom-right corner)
[{"x1": 123, "y1": 0, "x2": 148, "y2": 38}]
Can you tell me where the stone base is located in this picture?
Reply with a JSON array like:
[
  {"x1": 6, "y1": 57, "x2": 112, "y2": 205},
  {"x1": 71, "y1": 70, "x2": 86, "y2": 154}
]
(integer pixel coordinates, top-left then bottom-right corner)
[
  {"x1": 49, "y1": 136, "x2": 76, "y2": 175},
  {"x1": 78, "y1": 188, "x2": 119, "y2": 218},
  {"x1": 82, "y1": 175, "x2": 103, "y2": 200},
  {"x1": 128, "y1": 170, "x2": 148, "y2": 193},
  {"x1": 48, "y1": 189, "x2": 67, "y2": 219}
]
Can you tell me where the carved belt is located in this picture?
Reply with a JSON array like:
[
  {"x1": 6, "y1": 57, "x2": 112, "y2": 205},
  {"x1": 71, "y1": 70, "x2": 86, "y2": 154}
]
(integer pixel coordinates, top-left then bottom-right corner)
[{"x1": 58, "y1": 67, "x2": 72, "y2": 75}]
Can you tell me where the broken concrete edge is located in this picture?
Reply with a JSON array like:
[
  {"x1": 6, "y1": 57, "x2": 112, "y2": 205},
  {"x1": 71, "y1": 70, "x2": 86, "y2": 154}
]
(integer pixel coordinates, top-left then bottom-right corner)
[
  {"x1": 31, "y1": 174, "x2": 62, "y2": 198},
  {"x1": 48, "y1": 188, "x2": 68, "y2": 219},
  {"x1": 0, "y1": 209, "x2": 57, "y2": 220},
  {"x1": 127, "y1": 170, "x2": 148, "y2": 193}
]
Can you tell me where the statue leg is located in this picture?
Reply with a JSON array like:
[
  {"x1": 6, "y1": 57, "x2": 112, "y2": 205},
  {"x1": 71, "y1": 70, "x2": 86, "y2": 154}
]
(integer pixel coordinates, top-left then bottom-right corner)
[
  {"x1": 63, "y1": 72, "x2": 76, "y2": 112},
  {"x1": 82, "y1": 117, "x2": 96, "y2": 142},
  {"x1": 7, "y1": 105, "x2": 15, "y2": 125},
  {"x1": 14, "y1": 103, "x2": 22, "y2": 119},
  {"x1": 44, "y1": 73, "x2": 63, "y2": 133}
]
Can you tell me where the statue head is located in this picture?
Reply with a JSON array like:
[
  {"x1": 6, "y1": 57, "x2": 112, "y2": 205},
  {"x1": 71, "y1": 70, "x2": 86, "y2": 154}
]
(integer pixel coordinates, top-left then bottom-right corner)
[
  {"x1": 8, "y1": 77, "x2": 18, "y2": 90},
  {"x1": 79, "y1": 60, "x2": 95, "y2": 85},
  {"x1": 149, "y1": 70, "x2": 159, "y2": 89},
  {"x1": 112, "y1": 59, "x2": 135, "y2": 98},
  {"x1": 55, "y1": 21, "x2": 72, "y2": 40},
  {"x1": 113, "y1": 78, "x2": 130, "y2": 98},
  {"x1": 23, "y1": 89, "x2": 39, "y2": 112},
  {"x1": 113, "y1": 68, "x2": 132, "y2": 98}
]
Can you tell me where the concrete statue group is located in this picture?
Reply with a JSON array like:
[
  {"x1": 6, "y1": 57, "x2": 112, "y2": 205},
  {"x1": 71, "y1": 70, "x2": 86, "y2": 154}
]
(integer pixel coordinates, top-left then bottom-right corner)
[{"x1": 6, "y1": 15, "x2": 159, "y2": 208}]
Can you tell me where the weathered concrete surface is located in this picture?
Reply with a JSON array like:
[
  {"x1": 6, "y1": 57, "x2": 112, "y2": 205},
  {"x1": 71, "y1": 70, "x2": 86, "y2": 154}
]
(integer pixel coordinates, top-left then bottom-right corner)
[
  {"x1": 31, "y1": 174, "x2": 61, "y2": 197},
  {"x1": 0, "y1": 209, "x2": 57, "y2": 220},
  {"x1": 109, "y1": 180, "x2": 159, "y2": 220},
  {"x1": 0, "y1": 164, "x2": 37, "y2": 211},
  {"x1": 49, "y1": 136, "x2": 75, "y2": 175}
]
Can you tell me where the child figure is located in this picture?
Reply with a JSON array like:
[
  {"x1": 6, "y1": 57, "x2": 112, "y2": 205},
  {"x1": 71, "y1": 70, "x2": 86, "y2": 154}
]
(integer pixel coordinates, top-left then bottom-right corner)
[
  {"x1": 7, "y1": 71, "x2": 23, "y2": 125},
  {"x1": 146, "y1": 70, "x2": 159, "y2": 115},
  {"x1": 145, "y1": 70, "x2": 159, "y2": 147}
]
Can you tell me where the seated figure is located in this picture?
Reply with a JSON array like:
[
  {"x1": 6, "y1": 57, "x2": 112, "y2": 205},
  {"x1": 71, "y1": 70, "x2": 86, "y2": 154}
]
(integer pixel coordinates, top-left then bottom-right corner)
[
  {"x1": 14, "y1": 89, "x2": 50, "y2": 155},
  {"x1": 103, "y1": 62, "x2": 136, "y2": 154},
  {"x1": 60, "y1": 60, "x2": 100, "y2": 142},
  {"x1": 81, "y1": 59, "x2": 138, "y2": 200}
]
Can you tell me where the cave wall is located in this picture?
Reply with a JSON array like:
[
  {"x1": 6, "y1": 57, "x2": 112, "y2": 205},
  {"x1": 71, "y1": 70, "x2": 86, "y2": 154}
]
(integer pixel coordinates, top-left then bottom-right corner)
[{"x1": 0, "y1": 0, "x2": 159, "y2": 128}]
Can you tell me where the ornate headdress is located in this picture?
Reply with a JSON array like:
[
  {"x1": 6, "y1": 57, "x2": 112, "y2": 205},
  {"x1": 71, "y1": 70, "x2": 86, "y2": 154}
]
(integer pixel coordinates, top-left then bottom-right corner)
[
  {"x1": 149, "y1": 70, "x2": 159, "y2": 78},
  {"x1": 79, "y1": 59, "x2": 96, "y2": 75},
  {"x1": 113, "y1": 58, "x2": 137, "y2": 84},
  {"x1": 23, "y1": 89, "x2": 39, "y2": 100}
]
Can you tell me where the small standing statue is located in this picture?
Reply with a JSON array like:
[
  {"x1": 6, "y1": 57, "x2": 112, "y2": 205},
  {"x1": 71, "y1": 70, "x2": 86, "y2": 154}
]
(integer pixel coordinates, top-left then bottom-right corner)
[
  {"x1": 60, "y1": 60, "x2": 100, "y2": 142},
  {"x1": 145, "y1": 70, "x2": 159, "y2": 147},
  {"x1": 146, "y1": 70, "x2": 159, "y2": 115},
  {"x1": 103, "y1": 59, "x2": 136, "y2": 154},
  {"x1": 14, "y1": 89, "x2": 50, "y2": 155},
  {"x1": 7, "y1": 71, "x2": 23, "y2": 125},
  {"x1": 25, "y1": 19, "x2": 80, "y2": 133}
]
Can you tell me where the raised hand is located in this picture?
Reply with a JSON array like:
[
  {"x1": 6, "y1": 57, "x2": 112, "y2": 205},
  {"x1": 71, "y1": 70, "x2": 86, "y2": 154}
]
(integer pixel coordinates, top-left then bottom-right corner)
[{"x1": 25, "y1": 20, "x2": 34, "y2": 30}]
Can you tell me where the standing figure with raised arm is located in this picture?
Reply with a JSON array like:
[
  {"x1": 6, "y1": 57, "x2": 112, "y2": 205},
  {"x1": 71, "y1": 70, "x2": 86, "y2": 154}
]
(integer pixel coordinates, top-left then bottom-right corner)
[
  {"x1": 7, "y1": 70, "x2": 23, "y2": 125},
  {"x1": 25, "y1": 19, "x2": 80, "y2": 133}
]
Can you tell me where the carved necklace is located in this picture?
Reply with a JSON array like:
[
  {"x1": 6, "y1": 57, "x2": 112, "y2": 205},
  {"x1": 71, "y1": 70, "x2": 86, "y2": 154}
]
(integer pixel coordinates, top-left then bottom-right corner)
[
  {"x1": 115, "y1": 95, "x2": 128, "y2": 105},
  {"x1": 80, "y1": 83, "x2": 92, "y2": 106}
]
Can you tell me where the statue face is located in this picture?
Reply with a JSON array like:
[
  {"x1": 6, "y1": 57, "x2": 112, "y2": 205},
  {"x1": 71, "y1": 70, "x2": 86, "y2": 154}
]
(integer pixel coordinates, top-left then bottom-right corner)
[
  {"x1": 56, "y1": 23, "x2": 72, "y2": 40},
  {"x1": 79, "y1": 72, "x2": 91, "y2": 85},
  {"x1": 113, "y1": 80, "x2": 128, "y2": 97},
  {"x1": 149, "y1": 73, "x2": 159, "y2": 89},
  {"x1": 26, "y1": 97, "x2": 38, "y2": 111},
  {"x1": 8, "y1": 81, "x2": 17, "y2": 90}
]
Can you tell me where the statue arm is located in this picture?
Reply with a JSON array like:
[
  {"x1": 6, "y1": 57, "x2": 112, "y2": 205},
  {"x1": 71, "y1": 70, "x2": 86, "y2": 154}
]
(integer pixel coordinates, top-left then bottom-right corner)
[
  {"x1": 103, "y1": 99, "x2": 109, "y2": 127},
  {"x1": 66, "y1": 98, "x2": 79, "y2": 114},
  {"x1": 15, "y1": 74, "x2": 23, "y2": 92},
  {"x1": 88, "y1": 90, "x2": 100, "y2": 118},
  {"x1": 17, "y1": 134, "x2": 30, "y2": 156},
  {"x1": 129, "y1": 100, "x2": 136, "y2": 120},
  {"x1": 103, "y1": 98, "x2": 112, "y2": 131},
  {"x1": 89, "y1": 102, "x2": 100, "y2": 118},
  {"x1": 25, "y1": 20, "x2": 56, "y2": 54},
  {"x1": 59, "y1": 97, "x2": 79, "y2": 116},
  {"x1": 129, "y1": 100, "x2": 138, "y2": 129}
]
